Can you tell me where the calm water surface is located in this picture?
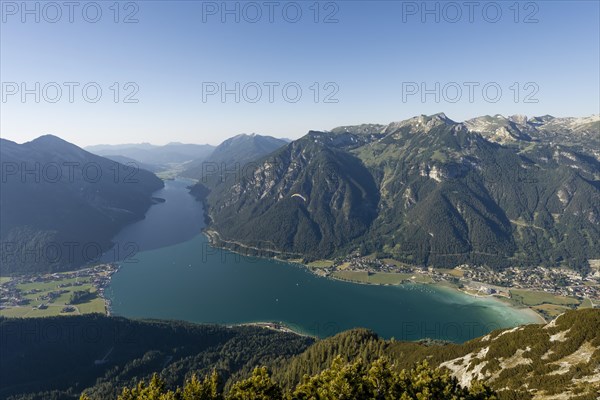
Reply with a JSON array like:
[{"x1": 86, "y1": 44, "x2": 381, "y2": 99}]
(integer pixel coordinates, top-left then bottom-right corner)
[{"x1": 106, "y1": 179, "x2": 540, "y2": 341}]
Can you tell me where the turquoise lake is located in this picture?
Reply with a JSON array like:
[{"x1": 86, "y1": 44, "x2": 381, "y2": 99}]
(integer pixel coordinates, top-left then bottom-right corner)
[{"x1": 106, "y1": 179, "x2": 540, "y2": 341}]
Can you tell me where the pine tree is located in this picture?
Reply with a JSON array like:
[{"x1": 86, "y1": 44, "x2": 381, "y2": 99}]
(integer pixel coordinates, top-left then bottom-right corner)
[
  {"x1": 117, "y1": 374, "x2": 176, "y2": 400},
  {"x1": 182, "y1": 371, "x2": 223, "y2": 400},
  {"x1": 227, "y1": 367, "x2": 283, "y2": 400},
  {"x1": 113, "y1": 358, "x2": 498, "y2": 400}
]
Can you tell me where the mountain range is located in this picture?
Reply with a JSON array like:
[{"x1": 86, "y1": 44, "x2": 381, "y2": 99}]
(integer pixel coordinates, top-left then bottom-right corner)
[
  {"x1": 4, "y1": 113, "x2": 599, "y2": 274},
  {"x1": 195, "y1": 114, "x2": 600, "y2": 271},
  {"x1": 0, "y1": 135, "x2": 164, "y2": 274}
]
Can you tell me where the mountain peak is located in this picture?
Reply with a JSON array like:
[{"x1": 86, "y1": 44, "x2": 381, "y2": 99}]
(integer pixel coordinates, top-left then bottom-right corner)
[
  {"x1": 230, "y1": 133, "x2": 257, "y2": 140},
  {"x1": 26, "y1": 134, "x2": 85, "y2": 154},
  {"x1": 430, "y1": 112, "x2": 452, "y2": 121},
  {"x1": 384, "y1": 113, "x2": 457, "y2": 134},
  {"x1": 29, "y1": 134, "x2": 70, "y2": 145},
  {"x1": 411, "y1": 113, "x2": 456, "y2": 125},
  {"x1": 509, "y1": 114, "x2": 528, "y2": 125}
]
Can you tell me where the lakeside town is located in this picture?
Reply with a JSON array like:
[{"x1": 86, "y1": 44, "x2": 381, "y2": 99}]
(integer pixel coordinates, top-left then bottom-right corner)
[
  {"x1": 0, "y1": 264, "x2": 118, "y2": 317},
  {"x1": 308, "y1": 254, "x2": 600, "y2": 317},
  {"x1": 204, "y1": 227, "x2": 600, "y2": 314}
]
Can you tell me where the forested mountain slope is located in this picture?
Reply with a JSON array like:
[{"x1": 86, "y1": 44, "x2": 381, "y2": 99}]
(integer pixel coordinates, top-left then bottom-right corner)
[
  {"x1": 0, "y1": 135, "x2": 164, "y2": 274},
  {"x1": 0, "y1": 315, "x2": 313, "y2": 400},
  {"x1": 271, "y1": 309, "x2": 600, "y2": 399},
  {"x1": 197, "y1": 114, "x2": 600, "y2": 271},
  {"x1": 2, "y1": 309, "x2": 598, "y2": 400}
]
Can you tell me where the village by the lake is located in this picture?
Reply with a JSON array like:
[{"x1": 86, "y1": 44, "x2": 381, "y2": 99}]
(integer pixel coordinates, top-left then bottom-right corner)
[
  {"x1": 0, "y1": 264, "x2": 118, "y2": 318},
  {"x1": 306, "y1": 255, "x2": 600, "y2": 321}
]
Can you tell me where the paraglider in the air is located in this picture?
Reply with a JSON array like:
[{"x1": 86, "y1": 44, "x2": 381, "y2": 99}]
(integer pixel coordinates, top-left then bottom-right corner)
[{"x1": 291, "y1": 193, "x2": 307, "y2": 202}]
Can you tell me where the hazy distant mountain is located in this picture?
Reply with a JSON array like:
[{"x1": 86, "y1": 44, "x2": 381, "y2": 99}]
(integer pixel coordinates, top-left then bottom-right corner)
[
  {"x1": 1, "y1": 135, "x2": 164, "y2": 274},
  {"x1": 198, "y1": 114, "x2": 600, "y2": 271},
  {"x1": 182, "y1": 134, "x2": 288, "y2": 180},
  {"x1": 86, "y1": 142, "x2": 215, "y2": 167},
  {"x1": 100, "y1": 154, "x2": 162, "y2": 173}
]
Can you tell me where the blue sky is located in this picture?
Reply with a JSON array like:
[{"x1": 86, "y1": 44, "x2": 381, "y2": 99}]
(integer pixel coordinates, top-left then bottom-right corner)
[{"x1": 1, "y1": 0, "x2": 599, "y2": 146}]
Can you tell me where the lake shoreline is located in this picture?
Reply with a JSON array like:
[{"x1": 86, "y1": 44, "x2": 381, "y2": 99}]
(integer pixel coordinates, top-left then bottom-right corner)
[
  {"x1": 203, "y1": 230, "x2": 548, "y2": 326},
  {"x1": 230, "y1": 321, "x2": 316, "y2": 338},
  {"x1": 103, "y1": 230, "x2": 545, "y2": 342},
  {"x1": 316, "y1": 271, "x2": 548, "y2": 325}
]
